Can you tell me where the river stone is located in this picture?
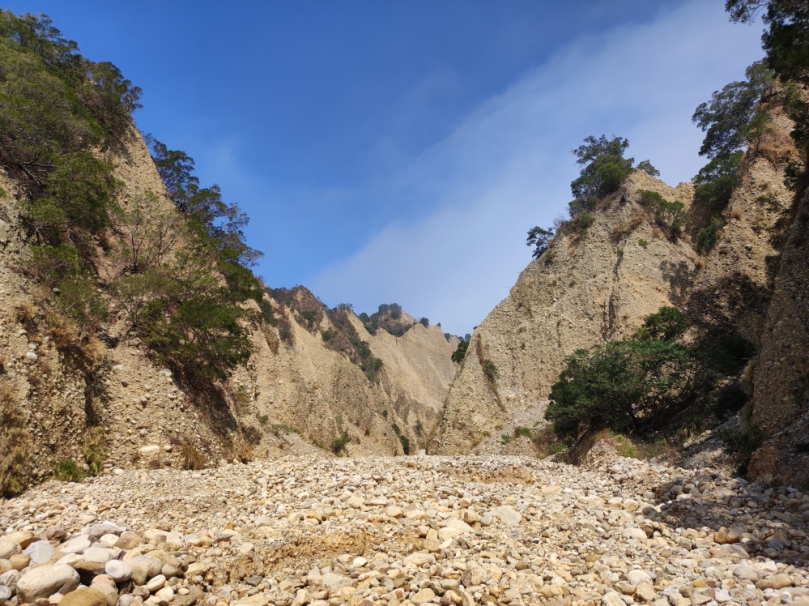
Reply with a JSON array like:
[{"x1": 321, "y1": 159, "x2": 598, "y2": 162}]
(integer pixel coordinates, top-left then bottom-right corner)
[
  {"x1": 5, "y1": 532, "x2": 35, "y2": 549},
  {"x1": 173, "y1": 587, "x2": 204, "y2": 606},
  {"x1": 105, "y1": 560, "x2": 132, "y2": 582},
  {"x1": 404, "y1": 552, "x2": 435, "y2": 566},
  {"x1": 627, "y1": 569, "x2": 651, "y2": 585},
  {"x1": 602, "y1": 592, "x2": 626, "y2": 606},
  {"x1": 145, "y1": 574, "x2": 166, "y2": 591},
  {"x1": 321, "y1": 572, "x2": 351, "y2": 590},
  {"x1": 492, "y1": 506, "x2": 522, "y2": 526},
  {"x1": 82, "y1": 547, "x2": 113, "y2": 564},
  {"x1": 623, "y1": 527, "x2": 648, "y2": 541},
  {"x1": 411, "y1": 588, "x2": 435, "y2": 605},
  {"x1": 115, "y1": 532, "x2": 145, "y2": 550},
  {"x1": 0, "y1": 585, "x2": 10, "y2": 606},
  {"x1": 0, "y1": 570, "x2": 20, "y2": 592},
  {"x1": 16, "y1": 564, "x2": 80, "y2": 602},
  {"x1": 461, "y1": 567, "x2": 485, "y2": 587},
  {"x1": 25, "y1": 540, "x2": 56, "y2": 565},
  {"x1": 732, "y1": 565, "x2": 759, "y2": 581},
  {"x1": 757, "y1": 573, "x2": 793, "y2": 589},
  {"x1": 59, "y1": 587, "x2": 107, "y2": 606},
  {"x1": 59, "y1": 535, "x2": 92, "y2": 554},
  {"x1": 9, "y1": 554, "x2": 29, "y2": 571},
  {"x1": 445, "y1": 518, "x2": 473, "y2": 533},
  {"x1": 92, "y1": 582, "x2": 119, "y2": 606},
  {"x1": 88, "y1": 523, "x2": 125, "y2": 539},
  {"x1": 0, "y1": 541, "x2": 19, "y2": 561},
  {"x1": 91, "y1": 575, "x2": 116, "y2": 589}
]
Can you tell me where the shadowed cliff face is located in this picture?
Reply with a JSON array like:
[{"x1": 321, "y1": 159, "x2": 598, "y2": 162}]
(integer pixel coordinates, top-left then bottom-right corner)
[{"x1": 430, "y1": 171, "x2": 699, "y2": 456}]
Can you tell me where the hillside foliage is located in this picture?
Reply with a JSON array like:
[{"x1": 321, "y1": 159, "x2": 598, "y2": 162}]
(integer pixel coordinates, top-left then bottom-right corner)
[
  {"x1": 0, "y1": 9, "x2": 264, "y2": 390},
  {"x1": 546, "y1": 307, "x2": 751, "y2": 441}
]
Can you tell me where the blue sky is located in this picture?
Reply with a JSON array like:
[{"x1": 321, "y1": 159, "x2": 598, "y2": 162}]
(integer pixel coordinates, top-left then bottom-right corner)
[{"x1": 8, "y1": 1, "x2": 763, "y2": 334}]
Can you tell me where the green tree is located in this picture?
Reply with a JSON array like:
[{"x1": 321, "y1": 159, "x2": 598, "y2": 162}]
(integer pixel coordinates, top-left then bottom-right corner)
[
  {"x1": 451, "y1": 339, "x2": 469, "y2": 363},
  {"x1": 147, "y1": 137, "x2": 263, "y2": 270},
  {"x1": 726, "y1": 1, "x2": 809, "y2": 86},
  {"x1": 692, "y1": 151, "x2": 744, "y2": 211},
  {"x1": 0, "y1": 10, "x2": 140, "y2": 186},
  {"x1": 117, "y1": 195, "x2": 184, "y2": 274},
  {"x1": 692, "y1": 62, "x2": 777, "y2": 159},
  {"x1": 653, "y1": 198, "x2": 688, "y2": 238},
  {"x1": 637, "y1": 190, "x2": 688, "y2": 238},
  {"x1": 695, "y1": 217, "x2": 724, "y2": 255},
  {"x1": 568, "y1": 135, "x2": 657, "y2": 219},
  {"x1": 636, "y1": 160, "x2": 660, "y2": 176},
  {"x1": 526, "y1": 226, "x2": 554, "y2": 258},
  {"x1": 26, "y1": 243, "x2": 81, "y2": 286},
  {"x1": 546, "y1": 339, "x2": 716, "y2": 438},
  {"x1": 23, "y1": 152, "x2": 121, "y2": 242},
  {"x1": 633, "y1": 306, "x2": 687, "y2": 341},
  {"x1": 725, "y1": 2, "x2": 809, "y2": 198}
]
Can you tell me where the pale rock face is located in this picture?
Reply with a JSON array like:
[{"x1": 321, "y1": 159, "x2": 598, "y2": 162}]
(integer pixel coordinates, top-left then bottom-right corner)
[{"x1": 431, "y1": 172, "x2": 698, "y2": 455}]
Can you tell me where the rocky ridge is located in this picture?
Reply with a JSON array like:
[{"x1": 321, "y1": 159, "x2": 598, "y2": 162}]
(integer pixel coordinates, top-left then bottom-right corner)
[
  {"x1": 430, "y1": 172, "x2": 698, "y2": 456},
  {"x1": 2, "y1": 450, "x2": 809, "y2": 606},
  {"x1": 432, "y1": 108, "x2": 809, "y2": 485}
]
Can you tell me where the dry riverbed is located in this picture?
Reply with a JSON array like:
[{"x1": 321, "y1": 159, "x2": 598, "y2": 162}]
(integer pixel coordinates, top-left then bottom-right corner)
[{"x1": 1, "y1": 446, "x2": 809, "y2": 606}]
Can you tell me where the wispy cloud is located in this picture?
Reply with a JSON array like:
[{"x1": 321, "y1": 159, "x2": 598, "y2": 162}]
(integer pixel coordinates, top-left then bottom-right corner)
[{"x1": 309, "y1": 0, "x2": 763, "y2": 335}]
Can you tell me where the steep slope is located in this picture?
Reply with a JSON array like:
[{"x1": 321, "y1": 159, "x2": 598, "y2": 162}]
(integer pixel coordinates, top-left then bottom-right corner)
[
  {"x1": 431, "y1": 106, "x2": 809, "y2": 484},
  {"x1": 430, "y1": 172, "x2": 698, "y2": 455},
  {"x1": 246, "y1": 288, "x2": 459, "y2": 456},
  {"x1": 748, "y1": 184, "x2": 809, "y2": 485},
  {"x1": 0, "y1": 126, "x2": 460, "y2": 493},
  {"x1": 686, "y1": 109, "x2": 797, "y2": 344}
]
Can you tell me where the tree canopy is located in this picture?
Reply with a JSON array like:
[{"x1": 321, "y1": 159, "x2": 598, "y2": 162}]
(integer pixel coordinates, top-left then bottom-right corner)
[
  {"x1": 692, "y1": 62, "x2": 777, "y2": 159},
  {"x1": 568, "y1": 135, "x2": 657, "y2": 218},
  {"x1": 0, "y1": 10, "x2": 141, "y2": 188},
  {"x1": 526, "y1": 226, "x2": 554, "y2": 259}
]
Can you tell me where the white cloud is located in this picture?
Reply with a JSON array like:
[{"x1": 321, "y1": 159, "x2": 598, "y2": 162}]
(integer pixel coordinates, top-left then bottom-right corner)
[{"x1": 309, "y1": 0, "x2": 763, "y2": 335}]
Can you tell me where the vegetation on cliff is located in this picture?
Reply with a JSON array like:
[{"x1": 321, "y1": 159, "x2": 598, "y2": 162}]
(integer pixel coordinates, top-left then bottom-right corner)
[
  {"x1": 0, "y1": 8, "x2": 264, "y2": 395},
  {"x1": 546, "y1": 307, "x2": 751, "y2": 441}
]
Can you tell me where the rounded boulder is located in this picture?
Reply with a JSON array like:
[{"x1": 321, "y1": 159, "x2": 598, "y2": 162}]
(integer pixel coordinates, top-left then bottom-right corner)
[{"x1": 16, "y1": 564, "x2": 80, "y2": 603}]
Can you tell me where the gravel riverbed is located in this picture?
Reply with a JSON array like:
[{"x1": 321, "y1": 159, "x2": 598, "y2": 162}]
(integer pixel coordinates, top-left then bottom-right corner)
[{"x1": 1, "y1": 447, "x2": 808, "y2": 606}]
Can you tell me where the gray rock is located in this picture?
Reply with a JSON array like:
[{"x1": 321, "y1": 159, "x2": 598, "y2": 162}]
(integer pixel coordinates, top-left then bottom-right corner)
[
  {"x1": 492, "y1": 506, "x2": 522, "y2": 526},
  {"x1": 0, "y1": 570, "x2": 20, "y2": 592},
  {"x1": 732, "y1": 565, "x2": 759, "y2": 581},
  {"x1": 24, "y1": 540, "x2": 55, "y2": 565},
  {"x1": 105, "y1": 560, "x2": 132, "y2": 583}
]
